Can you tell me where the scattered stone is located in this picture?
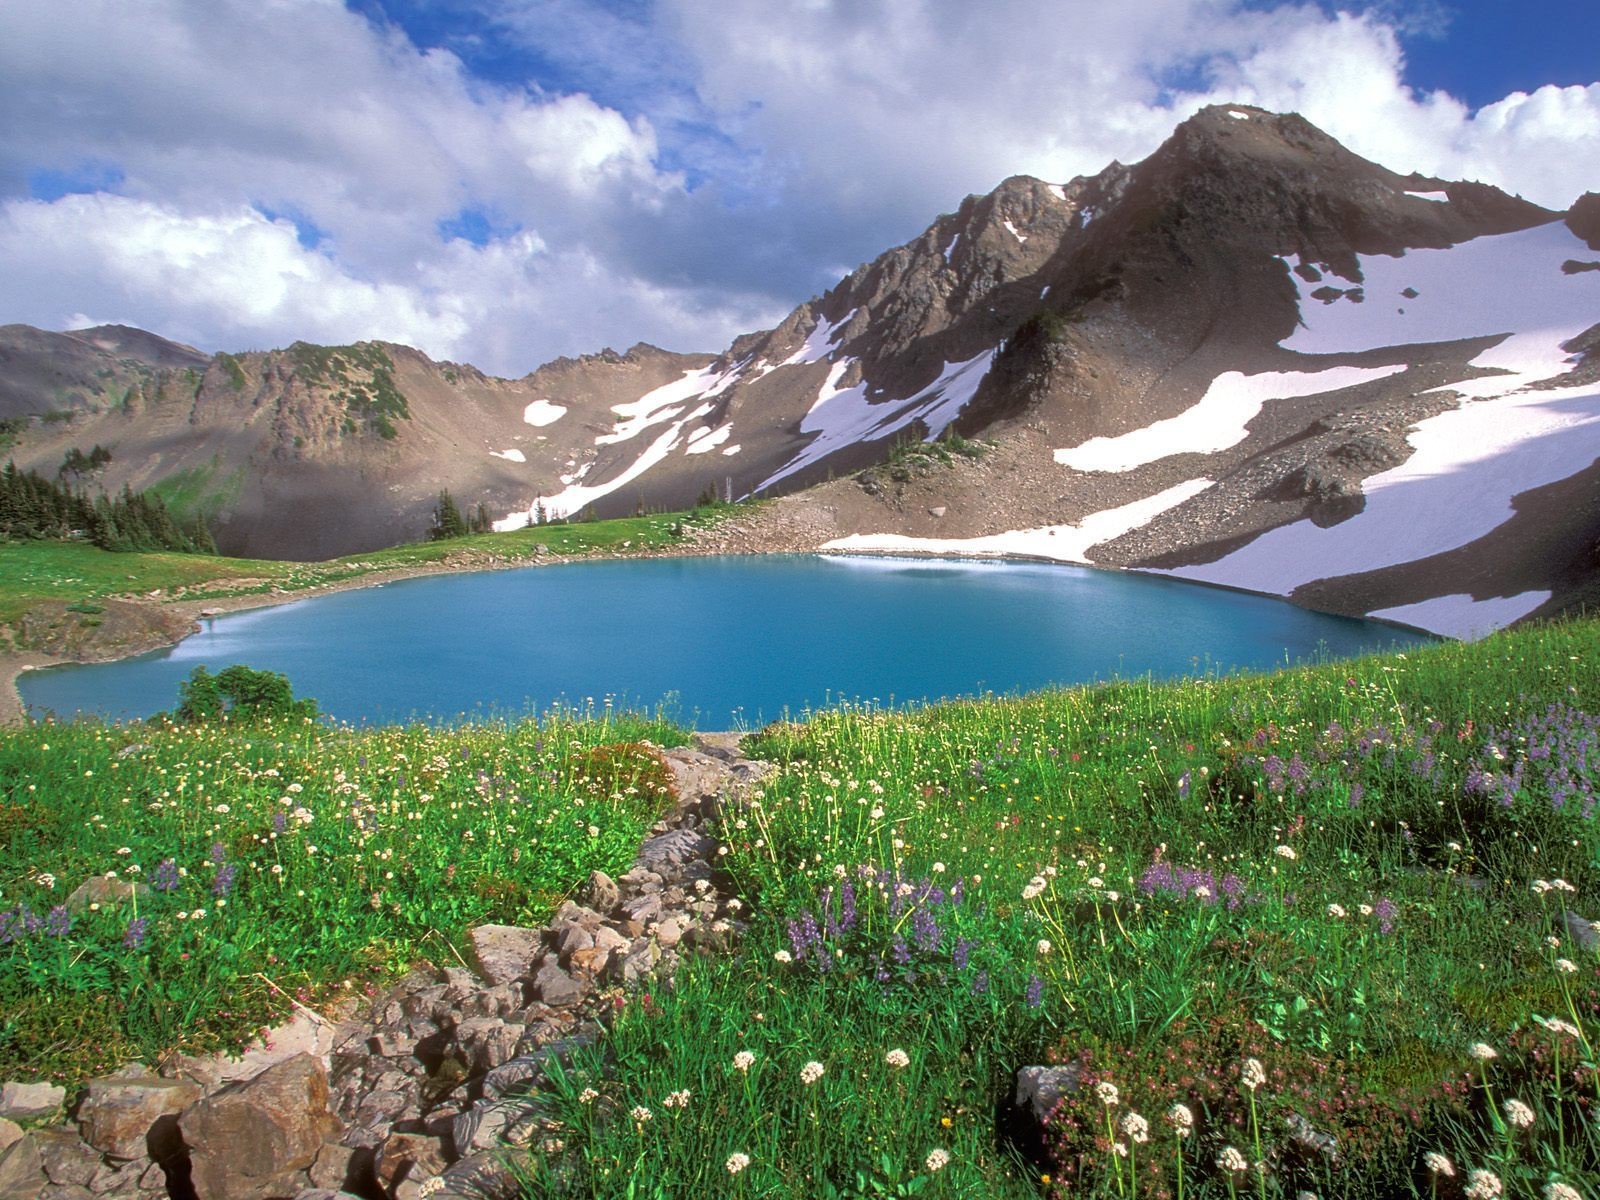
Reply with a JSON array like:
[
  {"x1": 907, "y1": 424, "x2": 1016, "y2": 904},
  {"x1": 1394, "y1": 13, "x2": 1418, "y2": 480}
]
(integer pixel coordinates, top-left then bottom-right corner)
[
  {"x1": 0, "y1": 1121, "x2": 18, "y2": 1154},
  {"x1": 927, "y1": 505, "x2": 947, "y2": 517},
  {"x1": 581, "y1": 870, "x2": 621, "y2": 915},
  {"x1": 1564, "y1": 909, "x2": 1599, "y2": 952},
  {"x1": 1014, "y1": 1065, "x2": 1081, "y2": 1123},
  {"x1": 0, "y1": 1080, "x2": 66, "y2": 1122},
  {"x1": 31, "y1": 1128, "x2": 99, "y2": 1188},
  {"x1": 306, "y1": 1141, "x2": 356, "y2": 1191},
  {"x1": 178, "y1": 1054, "x2": 342, "y2": 1200},
  {"x1": 376, "y1": 1131, "x2": 449, "y2": 1193},
  {"x1": 63, "y1": 877, "x2": 148, "y2": 915},
  {"x1": 77, "y1": 1072, "x2": 200, "y2": 1162},
  {"x1": 467, "y1": 924, "x2": 543, "y2": 988},
  {"x1": 531, "y1": 961, "x2": 582, "y2": 1008}
]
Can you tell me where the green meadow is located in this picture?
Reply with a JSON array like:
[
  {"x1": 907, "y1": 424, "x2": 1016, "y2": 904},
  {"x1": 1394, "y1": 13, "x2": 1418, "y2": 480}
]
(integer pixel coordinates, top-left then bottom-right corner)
[{"x1": 2, "y1": 594, "x2": 1599, "y2": 1197}]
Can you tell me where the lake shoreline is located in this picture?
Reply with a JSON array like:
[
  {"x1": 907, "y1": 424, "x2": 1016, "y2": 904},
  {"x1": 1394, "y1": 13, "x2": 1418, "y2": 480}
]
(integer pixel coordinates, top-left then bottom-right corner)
[{"x1": 0, "y1": 505, "x2": 837, "y2": 725}]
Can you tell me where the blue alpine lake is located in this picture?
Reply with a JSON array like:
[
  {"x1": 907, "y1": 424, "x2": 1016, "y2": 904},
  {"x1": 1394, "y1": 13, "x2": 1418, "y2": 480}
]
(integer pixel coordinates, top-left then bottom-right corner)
[{"x1": 18, "y1": 554, "x2": 1431, "y2": 726}]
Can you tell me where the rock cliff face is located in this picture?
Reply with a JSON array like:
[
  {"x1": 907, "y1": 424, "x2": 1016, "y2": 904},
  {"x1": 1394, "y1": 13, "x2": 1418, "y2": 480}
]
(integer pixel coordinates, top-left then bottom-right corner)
[{"x1": 3, "y1": 106, "x2": 1597, "y2": 635}]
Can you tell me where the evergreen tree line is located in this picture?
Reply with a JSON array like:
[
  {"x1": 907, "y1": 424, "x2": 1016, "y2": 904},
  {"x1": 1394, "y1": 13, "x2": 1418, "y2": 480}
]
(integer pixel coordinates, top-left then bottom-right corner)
[
  {"x1": 427, "y1": 489, "x2": 493, "y2": 540},
  {"x1": 0, "y1": 462, "x2": 217, "y2": 554}
]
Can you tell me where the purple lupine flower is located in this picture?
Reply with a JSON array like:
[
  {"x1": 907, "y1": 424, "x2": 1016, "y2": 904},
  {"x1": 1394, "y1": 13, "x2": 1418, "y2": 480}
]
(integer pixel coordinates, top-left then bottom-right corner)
[
  {"x1": 1026, "y1": 975, "x2": 1044, "y2": 1008},
  {"x1": 1220, "y1": 873, "x2": 1245, "y2": 910},
  {"x1": 891, "y1": 938, "x2": 912, "y2": 967},
  {"x1": 46, "y1": 905, "x2": 71, "y2": 938},
  {"x1": 153, "y1": 859, "x2": 180, "y2": 892},
  {"x1": 210, "y1": 842, "x2": 227, "y2": 864},
  {"x1": 838, "y1": 882, "x2": 857, "y2": 932},
  {"x1": 357, "y1": 754, "x2": 368, "y2": 768},
  {"x1": 952, "y1": 937, "x2": 971, "y2": 972},
  {"x1": 949, "y1": 879, "x2": 964, "y2": 905},
  {"x1": 0, "y1": 908, "x2": 19, "y2": 946},
  {"x1": 912, "y1": 906, "x2": 940, "y2": 952},
  {"x1": 123, "y1": 917, "x2": 148, "y2": 950},
  {"x1": 20, "y1": 905, "x2": 43, "y2": 935},
  {"x1": 1347, "y1": 782, "x2": 1364, "y2": 808},
  {"x1": 970, "y1": 971, "x2": 989, "y2": 995},
  {"x1": 1373, "y1": 896, "x2": 1398, "y2": 935},
  {"x1": 1177, "y1": 770, "x2": 1192, "y2": 800},
  {"x1": 213, "y1": 863, "x2": 237, "y2": 898},
  {"x1": 271, "y1": 810, "x2": 287, "y2": 834}
]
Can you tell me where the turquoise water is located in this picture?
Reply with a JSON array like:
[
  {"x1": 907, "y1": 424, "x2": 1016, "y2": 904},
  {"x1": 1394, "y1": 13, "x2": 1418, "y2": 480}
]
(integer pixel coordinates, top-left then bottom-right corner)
[{"x1": 18, "y1": 554, "x2": 1431, "y2": 726}]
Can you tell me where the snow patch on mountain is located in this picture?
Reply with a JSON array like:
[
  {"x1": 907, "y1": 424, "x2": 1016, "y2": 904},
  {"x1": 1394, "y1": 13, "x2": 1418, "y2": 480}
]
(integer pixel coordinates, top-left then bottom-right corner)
[
  {"x1": 1055, "y1": 364, "x2": 1406, "y2": 473},
  {"x1": 1165, "y1": 222, "x2": 1600, "y2": 625},
  {"x1": 758, "y1": 350, "x2": 997, "y2": 493},
  {"x1": 1369, "y1": 591, "x2": 1552, "y2": 641},
  {"x1": 823, "y1": 478, "x2": 1214, "y2": 565},
  {"x1": 490, "y1": 448, "x2": 526, "y2": 463},
  {"x1": 782, "y1": 308, "x2": 859, "y2": 367},
  {"x1": 1405, "y1": 190, "x2": 1449, "y2": 203},
  {"x1": 685, "y1": 423, "x2": 733, "y2": 454},
  {"x1": 1004, "y1": 220, "x2": 1027, "y2": 244},
  {"x1": 522, "y1": 399, "x2": 567, "y2": 427},
  {"x1": 596, "y1": 364, "x2": 723, "y2": 446}
]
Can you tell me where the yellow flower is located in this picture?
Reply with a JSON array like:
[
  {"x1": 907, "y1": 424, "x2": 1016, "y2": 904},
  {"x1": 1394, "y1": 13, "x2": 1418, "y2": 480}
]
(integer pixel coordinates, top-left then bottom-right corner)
[{"x1": 940, "y1": 1116, "x2": 952, "y2": 1128}]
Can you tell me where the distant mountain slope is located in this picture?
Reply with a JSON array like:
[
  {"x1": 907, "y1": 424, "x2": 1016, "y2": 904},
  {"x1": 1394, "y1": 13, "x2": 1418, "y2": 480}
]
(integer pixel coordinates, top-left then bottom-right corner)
[{"x1": 3, "y1": 105, "x2": 1596, "y2": 637}]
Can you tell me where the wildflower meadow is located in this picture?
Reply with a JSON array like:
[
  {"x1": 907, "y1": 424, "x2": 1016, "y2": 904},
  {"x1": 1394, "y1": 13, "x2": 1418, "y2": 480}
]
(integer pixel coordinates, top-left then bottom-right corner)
[{"x1": 5, "y1": 614, "x2": 1600, "y2": 1198}]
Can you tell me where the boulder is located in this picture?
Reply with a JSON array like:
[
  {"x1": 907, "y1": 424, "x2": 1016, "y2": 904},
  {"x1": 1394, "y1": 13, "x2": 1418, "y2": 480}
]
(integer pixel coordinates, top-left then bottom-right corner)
[
  {"x1": 0, "y1": 1121, "x2": 18, "y2": 1155},
  {"x1": 178, "y1": 1054, "x2": 342, "y2": 1200},
  {"x1": 77, "y1": 1073, "x2": 200, "y2": 1162},
  {"x1": 0, "y1": 1080, "x2": 66, "y2": 1122},
  {"x1": 467, "y1": 925, "x2": 542, "y2": 988}
]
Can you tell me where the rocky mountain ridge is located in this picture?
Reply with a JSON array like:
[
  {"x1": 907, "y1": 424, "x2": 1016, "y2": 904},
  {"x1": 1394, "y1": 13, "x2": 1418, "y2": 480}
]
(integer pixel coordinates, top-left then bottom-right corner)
[{"x1": 3, "y1": 104, "x2": 1597, "y2": 636}]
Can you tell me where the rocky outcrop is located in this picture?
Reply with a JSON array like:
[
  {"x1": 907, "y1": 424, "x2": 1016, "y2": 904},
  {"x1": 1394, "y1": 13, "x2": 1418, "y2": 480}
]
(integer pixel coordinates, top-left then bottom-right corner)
[{"x1": 0, "y1": 733, "x2": 770, "y2": 1200}]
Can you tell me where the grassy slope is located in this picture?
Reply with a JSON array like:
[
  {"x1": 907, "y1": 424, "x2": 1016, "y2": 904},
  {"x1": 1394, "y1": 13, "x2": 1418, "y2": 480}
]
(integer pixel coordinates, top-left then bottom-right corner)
[
  {"x1": 531, "y1": 619, "x2": 1600, "y2": 1198},
  {"x1": 0, "y1": 506, "x2": 738, "y2": 630}
]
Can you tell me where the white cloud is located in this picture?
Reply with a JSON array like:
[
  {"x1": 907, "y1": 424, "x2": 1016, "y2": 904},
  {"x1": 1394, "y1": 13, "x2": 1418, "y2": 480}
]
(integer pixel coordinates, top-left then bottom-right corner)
[{"x1": 0, "y1": 0, "x2": 1594, "y2": 377}]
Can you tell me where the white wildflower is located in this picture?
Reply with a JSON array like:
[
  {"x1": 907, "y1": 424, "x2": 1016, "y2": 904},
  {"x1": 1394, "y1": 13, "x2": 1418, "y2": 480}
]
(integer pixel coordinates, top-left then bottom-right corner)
[
  {"x1": 1545, "y1": 1182, "x2": 1582, "y2": 1200},
  {"x1": 1556, "y1": 958, "x2": 1578, "y2": 975},
  {"x1": 1465, "y1": 1169, "x2": 1503, "y2": 1199},
  {"x1": 1326, "y1": 903, "x2": 1347, "y2": 918},
  {"x1": 1022, "y1": 876, "x2": 1047, "y2": 901},
  {"x1": 726, "y1": 1152, "x2": 750, "y2": 1175},
  {"x1": 732, "y1": 1051, "x2": 755, "y2": 1073},
  {"x1": 1216, "y1": 1146, "x2": 1249, "y2": 1172},
  {"x1": 1036, "y1": 939, "x2": 1053, "y2": 956},
  {"x1": 925, "y1": 1148, "x2": 950, "y2": 1172},
  {"x1": 1422, "y1": 1151, "x2": 1454, "y2": 1176},
  {"x1": 578, "y1": 1088, "x2": 598, "y2": 1104},
  {"x1": 1274, "y1": 845, "x2": 1297, "y2": 861},
  {"x1": 800, "y1": 1061, "x2": 824, "y2": 1086},
  {"x1": 1240, "y1": 1058, "x2": 1267, "y2": 1091},
  {"x1": 1119, "y1": 1112, "x2": 1149, "y2": 1144},
  {"x1": 629, "y1": 1105, "x2": 653, "y2": 1123},
  {"x1": 1468, "y1": 1043, "x2": 1498, "y2": 1062},
  {"x1": 1503, "y1": 1098, "x2": 1535, "y2": 1128},
  {"x1": 885, "y1": 1049, "x2": 910, "y2": 1070},
  {"x1": 1095, "y1": 1081, "x2": 1119, "y2": 1107},
  {"x1": 773, "y1": 950, "x2": 792, "y2": 964},
  {"x1": 1166, "y1": 1104, "x2": 1194, "y2": 1138}
]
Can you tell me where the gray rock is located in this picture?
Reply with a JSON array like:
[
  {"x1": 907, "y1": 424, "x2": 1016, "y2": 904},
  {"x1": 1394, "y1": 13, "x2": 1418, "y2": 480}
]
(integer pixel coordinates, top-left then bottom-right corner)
[
  {"x1": 1564, "y1": 909, "x2": 1600, "y2": 952},
  {"x1": 63, "y1": 877, "x2": 149, "y2": 915},
  {"x1": 1014, "y1": 1065, "x2": 1081, "y2": 1123},
  {"x1": 582, "y1": 870, "x2": 621, "y2": 915},
  {"x1": 550, "y1": 902, "x2": 604, "y2": 933},
  {"x1": 375, "y1": 1131, "x2": 449, "y2": 1193},
  {"x1": 655, "y1": 915, "x2": 688, "y2": 948},
  {"x1": 556, "y1": 923, "x2": 595, "y2": 960},
  {"x1": 636, "y1": 829, "x2": 715, "y2": 877},
  {"x1": 32, "y1": 1129, "x2": 99, "y2": 1188},
  {"x1": 619, "y1": 939, "x2": 660, "y2": 984},
  {"x1": 434, "y1": 1151, "x2": 521, "y2": 1200},
  {"x1": 0, "y1": 1121, "x2": 18, "y2": 1155},
  {"x1": 0, "y1": 1080, "x2": 66, "y2": 1122},
  {"x1": 621, "y1": 894, "x2": 662, "y2": 926},
  {"x1": 77, "y1": 1074, "x2": 200, "y2": 1162},
  {"x1": 291, "y1": 1191, "x2": 366, "y2": 1200},
  {"x1": 531, "y1": 961, "x2": 582, "y2": 1008},
  {"x1": 467, "y1": 925, "x2": 543, "y2": 988}
]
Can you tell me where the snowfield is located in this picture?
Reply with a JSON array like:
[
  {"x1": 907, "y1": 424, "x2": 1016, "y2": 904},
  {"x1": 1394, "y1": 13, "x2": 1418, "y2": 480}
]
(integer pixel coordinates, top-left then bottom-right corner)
[
  {"x1": 522, "y1": 399, "x2": 567, "y2": 427},
  {"x1": 1369, "y1": 591, "x2": 1552, "y2": 640},
  {"x1": 823, "y1": 478, "x2": 1214, "y2": 564},
  {"x1": 758, "y1": 351, "x2": 997, "y2": 493},
  {"x1": 1165, "y1": 220, "x2": 1600, "y2": 636},
  {"x1": 1054, "y1": 364, "x2": 1405, "y2": 473}
]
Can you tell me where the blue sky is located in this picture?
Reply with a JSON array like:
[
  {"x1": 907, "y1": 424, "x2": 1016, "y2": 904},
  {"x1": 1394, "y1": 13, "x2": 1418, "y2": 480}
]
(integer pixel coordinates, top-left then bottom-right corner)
[{"x1": 0, "y1": 0, "x2": 1595, "y2": 375}]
